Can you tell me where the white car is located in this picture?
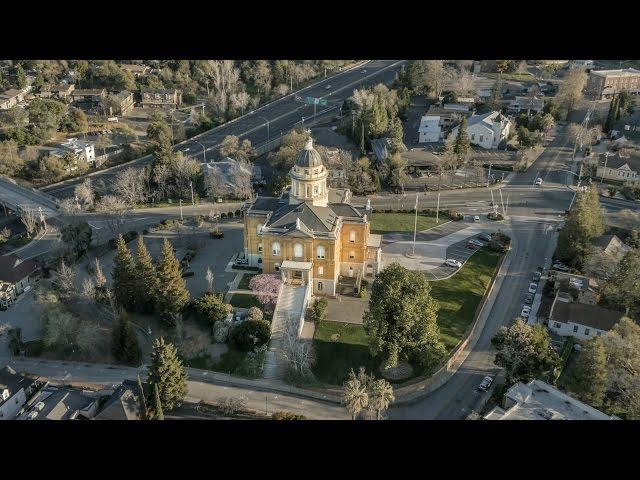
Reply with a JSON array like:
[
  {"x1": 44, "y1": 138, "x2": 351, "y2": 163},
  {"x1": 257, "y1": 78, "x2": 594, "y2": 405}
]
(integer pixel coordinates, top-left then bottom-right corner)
[
  {"x1": 535, "y1": 178, "x2": 543, "y2": 186},
  {"x1": 553, "y1": 262, "x2": 569, "y2": 272},
  {"x1": 325, "y1": 84, "x2": 332, "y2": 89},
  {"x1": 468, "y1": 239, "x2": 484, "y2": 248},
  {"x1": 521, "y1": 305, "x2": 532, "y2": 318},
  {"x1": 473, "y1": 215, "x2": 480, "y2": 222},
  {"x1": 528, "y1": 282, "x2": 538, "y2": 294},
  {"x1": 445, "y1": 258, "x2": 462, "y2": 269},
  {"x1": 478, "y1": 376, "x2": 494, "y2": 392}
]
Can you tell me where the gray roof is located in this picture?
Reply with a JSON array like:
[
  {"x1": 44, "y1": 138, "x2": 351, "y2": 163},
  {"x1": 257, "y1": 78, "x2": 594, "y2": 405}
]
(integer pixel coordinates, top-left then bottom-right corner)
[
  {"x1": 249, "y1": 196, "x2": 284, "y2": 213},
  {"x1": 94, "y1": 383, "x2": 141, "y2": 420},
  {"x1": 550, "y1": 300, "x2": 624, "y2": 331},
  {"x1": 0, "y1": 365, "x2": 35, "y2": 400},
  {"x1": 599, "y1": 152, "x2": 640, "y2": 171},
  {"x1": 265, "y1": 202, "x2": 339, "y2": 232},
  {"x1": 466, "y1": 111, "x2": 505, "y2": 128},
  {"x1": 0, "y1": 255, "x2": 40, "y2": 284},
  {"x1": 296, "y1": 137, "x2": 323, "y2": 168},
  {"x1": 592, "y1": 234, "x2": 631, "y2": 257},
  {"x1": 35, "y1": 387, "x2": 96, "y2": 420}
]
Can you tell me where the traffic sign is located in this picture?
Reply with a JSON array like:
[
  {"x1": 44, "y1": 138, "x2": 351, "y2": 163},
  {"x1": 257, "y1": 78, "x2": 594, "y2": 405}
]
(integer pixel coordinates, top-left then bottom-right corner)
[{"x1": 306, "y1": 96, "x2": 327, "y2": 106}]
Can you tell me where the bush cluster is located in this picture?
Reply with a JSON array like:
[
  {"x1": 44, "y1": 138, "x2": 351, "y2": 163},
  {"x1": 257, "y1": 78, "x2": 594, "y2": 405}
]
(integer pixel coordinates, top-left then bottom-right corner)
[{"x1": 229, "y1": 319, "x2": 271, "y2": 351}]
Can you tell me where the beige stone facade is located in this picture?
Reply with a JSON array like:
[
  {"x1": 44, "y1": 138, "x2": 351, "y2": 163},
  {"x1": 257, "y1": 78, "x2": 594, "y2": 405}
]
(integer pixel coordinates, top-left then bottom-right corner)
[{"x1": 242, "y1": 136, "x2": 381, "y2": 297}]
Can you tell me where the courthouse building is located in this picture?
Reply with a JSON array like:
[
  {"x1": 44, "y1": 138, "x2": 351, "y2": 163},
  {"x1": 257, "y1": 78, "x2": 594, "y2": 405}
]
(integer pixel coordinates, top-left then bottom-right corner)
[{"x1": 243, "y1": 135, "x2": 381, "y2": 297}]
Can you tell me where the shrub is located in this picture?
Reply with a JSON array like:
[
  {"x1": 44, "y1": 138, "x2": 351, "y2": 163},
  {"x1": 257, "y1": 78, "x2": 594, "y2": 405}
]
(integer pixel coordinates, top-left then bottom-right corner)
[
  {"x1": 488, "y1": 240, "x2": 508, "y2": 253},
  {"x1": 234, "y1": 209, "x2": 242, "y2": 217},
  {"x1": 309, "y1": 297, "x2": 328, "y2": 323},
  {"x1": 230, "y1": 319, "x2": 271, "y2": 351},
  {"x1": 246, "y1": 306, "x2": 264, "y2": 322},
  {"x1": 210, "y1": 231, "x2": 224, "y2": 239},
  {"x1": 192, "y1": 292, "x2": 232, "y2": 325},
  {"x1": 215, "y1": 396, "x2": 248, "y2": 416},
  {"x1": 487, "y1": 212, "x2": 504, "y2": 221},
  {"x1": 272, "y1": 411, "x2": 306, "y2": 420},
  {"x1": 221, "y1": 212, "x2": 227, "y2": 219},
  {"x1": 358, "y1": 285, "x2": 368, "y2": 298},
  {"x1": 212, "y1": 319, "x2": 231, "y2": 343}
]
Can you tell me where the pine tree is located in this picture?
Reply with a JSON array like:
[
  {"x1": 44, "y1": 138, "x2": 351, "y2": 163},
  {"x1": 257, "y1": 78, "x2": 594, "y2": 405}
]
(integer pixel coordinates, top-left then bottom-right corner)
[
  {"x1": 137, "y1": 374, "x2": 148, "y2": 420},
  {"x1": 154, "y1": 239, "x2": 190, "y2": 325},
  {"x1": 14, "y1": 64, "x2": 26, "y2": 89},
  {"x1": 153, "y1": 384, "x2": 165, "y2": 420},
  {"x1": 453, "y1": 117, "x2": 471, "y2": 160},
  {"x1": 569, "y1": 337, "x2": 608, "y2": 408},
  {"x1": 147, "y1": 337, "x2": 187, "y2": 411},
  {"x1": 112, "y1": 234, "x2": 136, "y2": 311},
  {"x1": 605, "y1": 95, "x2": 617, "y2": 132},
  {"x1": 121, "y1": 315, "x2": 142, "y2": 366},
  {"x1": 389, "y1": 116, "x2": 404, "y2": 153},
  {"x1": 134, "y1": 236, "x2": 158, "y2": 313},
  {"x1": 110, "y1": 314, "x2": 124, "y2": 360}
]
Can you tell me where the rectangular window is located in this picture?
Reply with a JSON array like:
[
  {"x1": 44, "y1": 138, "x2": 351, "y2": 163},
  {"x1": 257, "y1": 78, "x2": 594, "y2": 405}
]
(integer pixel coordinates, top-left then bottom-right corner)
[
  {"x1": 318, "y1": 266, "x2": 324, "y2": 276},
  {"x1": 471, "y1": 133, "x2": 475, "y2": 141},
  {"x1": 258, "y1": 243, "x2": 263, "y2": 253},
  {"x1": 573, "y1": 325, "x2": 578, "y2": 333},
  {"x1": 585, "y1": 328, "x2": 590, "y2": 335},
  {"x1": 349, "y1": 251, "x2": 355, "y2": 259},
  {"x1": 554, "y1": 322, "x2": 561, "y2": 328},
  {"x1": 479, "y1": 135, "x2": 484, "y2": 143}
]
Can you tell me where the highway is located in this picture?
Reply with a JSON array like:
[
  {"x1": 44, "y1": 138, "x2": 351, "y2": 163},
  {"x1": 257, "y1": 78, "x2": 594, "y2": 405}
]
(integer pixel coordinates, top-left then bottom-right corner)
[{"x1": 41, "y1": 60, "x2": 406, "y2": 199}]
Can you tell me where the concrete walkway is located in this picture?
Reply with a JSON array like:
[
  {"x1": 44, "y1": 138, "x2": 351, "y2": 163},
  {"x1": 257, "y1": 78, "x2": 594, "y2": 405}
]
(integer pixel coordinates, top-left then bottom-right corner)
[{"x1": 263, "y1": 284, "x2": 307, "y2": 381}]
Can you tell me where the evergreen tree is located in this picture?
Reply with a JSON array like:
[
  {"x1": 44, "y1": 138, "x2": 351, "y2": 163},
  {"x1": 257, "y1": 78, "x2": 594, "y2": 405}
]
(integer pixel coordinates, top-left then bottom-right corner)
[
  {"x1": 569, "y1": 337, "x2": 608, "y2": 408},
  {"x1": 147, "y1": 337, "x2": 187, "y2": 411},
  {"x1": 121, "y1": 315, "x2": 142, "y2": 366},
  {"x1": 605, "y1": 95, "x2": 617, "y2": 132},
  {"x1": 137, "y1": 374, "x2": 148, "y2": 420},
  {"x1": 389, "y1": 116, "x2": 404, "y2": 153},
  {"x1": 153, "y1": 384, "x2": 165, "y2": 420},
  {"x1": 614, "y1": 94, "x2": 622, "y2": 121},
  {"x1": 112, "y1": 234, "x2": 136, "y2": 311},
  {"x1": 154, "y1": 239, "x2": 190, "y2": 325},
  {"x1": 110, "y1": 314, "x2": 124, "y2": 360},
  {"x1": 453, "y1": 117, "x2": 471, "y2": 160},
  {"x1": 14, "y1": 64, "x2": 26, "y2": 89},
  {"x1": 134, "y1": 236, "x2": 158, "y2": 313},
  {"x1": 368, "y1": 95, "x2": 388, "y2": 138}
]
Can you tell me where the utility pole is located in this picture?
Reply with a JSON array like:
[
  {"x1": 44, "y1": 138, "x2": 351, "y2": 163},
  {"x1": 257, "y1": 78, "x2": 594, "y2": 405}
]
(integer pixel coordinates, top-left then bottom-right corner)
[
  {"x1": 487, "y1": 163, "x2": 492, "y2": 188},
  {"x1": 411, "y1": 193, "x2": 419, "y2": 256},
  {"x1": 190, "y1": 181, "x2": 195, "y2": 206},
  {"x1": 436, "y1": 192, "x2": 440, "y2": 224},
  {"x1": 179, "y1": 198, "x2": 183, "y2": 221},
  {"x1": 600, "y1": 151, "x2": 610, "y2": 184},
  {"x1": 499, "y1": 188, "x2": 506, "y2": 217}
]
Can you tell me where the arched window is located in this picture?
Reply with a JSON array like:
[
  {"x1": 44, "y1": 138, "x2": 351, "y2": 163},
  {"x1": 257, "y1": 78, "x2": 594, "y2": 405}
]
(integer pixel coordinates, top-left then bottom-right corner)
[
  {"x1": 349, "y1": 251, "x2": 355, "y2": 259},
  {"x1": 318, "y1": 282, "x2": 323, "y2": 291},
  {"x1": 294, "y1": 243, "x2": 303, "y2": 258},
  {"x1": 272, "y1": 242, "x2": 281, "y2": 255},
  {"x1": 316, "y1": 245, "x2": 325, "y2": 259},
  {"x1": 349, "y1": 230, "x2": 356, "y2": 243}
]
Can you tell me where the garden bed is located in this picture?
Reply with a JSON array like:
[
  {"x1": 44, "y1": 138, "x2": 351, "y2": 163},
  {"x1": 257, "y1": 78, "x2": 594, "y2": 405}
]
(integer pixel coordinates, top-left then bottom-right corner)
[{"x1": 229, "y1": 293, "x2": 261, "y2": 309}]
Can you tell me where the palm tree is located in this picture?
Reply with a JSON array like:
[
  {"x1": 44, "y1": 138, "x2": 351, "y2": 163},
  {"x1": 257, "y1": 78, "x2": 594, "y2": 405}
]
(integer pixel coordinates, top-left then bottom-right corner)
[
  {"x1": 369, "y1": 379, "x2": 395, "y2": 420},
  {"x1": 343, "y1": 368, "x2": 369, "y2": 420}
]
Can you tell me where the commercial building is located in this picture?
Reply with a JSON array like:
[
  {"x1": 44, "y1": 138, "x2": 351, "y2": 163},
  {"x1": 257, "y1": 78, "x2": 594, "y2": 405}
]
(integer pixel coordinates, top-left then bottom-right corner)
[
  {"x1": 586, "y1": 68, "x2": 640, "y2": 100},
  {"x1": 484, "y1": 379, "x2": 618, "y2": 420}
]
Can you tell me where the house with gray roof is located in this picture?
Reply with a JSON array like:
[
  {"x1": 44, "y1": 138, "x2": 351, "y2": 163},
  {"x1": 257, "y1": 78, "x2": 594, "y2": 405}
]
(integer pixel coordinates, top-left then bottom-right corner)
[
  {"x1": 449, "y1": 111, "x2": 512, "y2": 150},
  {"x1": 0, "y1": 365, "x2": 38, "y2": 420}
]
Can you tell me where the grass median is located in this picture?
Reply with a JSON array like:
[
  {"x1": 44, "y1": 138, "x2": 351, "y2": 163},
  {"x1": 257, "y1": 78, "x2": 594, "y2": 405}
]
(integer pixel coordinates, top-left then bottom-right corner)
[{"x1": 370, "y1": 212, "x2": 441, "y2": 234}]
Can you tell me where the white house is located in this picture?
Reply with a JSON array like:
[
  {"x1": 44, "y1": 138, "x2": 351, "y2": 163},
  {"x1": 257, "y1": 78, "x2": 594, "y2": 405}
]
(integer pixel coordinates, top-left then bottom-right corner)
[
  {"x1": 0, "y1": 366, "x2": 37, "y2": 420},
  {"x1": 596, "y1": 152, "x2": 639, "y2": 185},
  {"x1": 0, "y1": 255, "x2": 40, "y2": 296},
  {"x1": 547, "y1": 291, "x2": 625, "y2": 341},
  {"x1": 418, "y1": 115, "x2": 442, "y2": 143},
  {"x1": 59, "y1": 138, "x2": 96, "y2": 165},
  {"x1": 450, "y1": 111, "x2": 511, "y2": 150}
]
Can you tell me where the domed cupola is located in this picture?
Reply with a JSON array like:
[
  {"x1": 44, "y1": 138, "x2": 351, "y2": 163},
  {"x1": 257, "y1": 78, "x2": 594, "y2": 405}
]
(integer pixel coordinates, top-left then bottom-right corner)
[
  {"x1": 295, "y1": 137, "x2": 324, "y2": 168},
  {"x1": 289, "y1": 134, "x2": 328, "y2": 206}
]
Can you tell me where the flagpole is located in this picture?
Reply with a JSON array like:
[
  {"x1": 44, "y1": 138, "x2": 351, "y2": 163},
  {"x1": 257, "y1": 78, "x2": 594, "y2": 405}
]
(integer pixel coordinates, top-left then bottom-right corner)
[{"x1": 412, "y1": 192, "x2": 419, "y2": 256}]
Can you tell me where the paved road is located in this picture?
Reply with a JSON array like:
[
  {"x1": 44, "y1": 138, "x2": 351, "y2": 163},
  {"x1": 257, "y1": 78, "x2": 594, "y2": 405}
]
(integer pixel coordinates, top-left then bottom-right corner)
[
  {"x1": 0, "y1": 175, "x2": 59, "y2": 218},
  {"x1": 42, "y1": 60, "x2": 406, "y2": 199}
]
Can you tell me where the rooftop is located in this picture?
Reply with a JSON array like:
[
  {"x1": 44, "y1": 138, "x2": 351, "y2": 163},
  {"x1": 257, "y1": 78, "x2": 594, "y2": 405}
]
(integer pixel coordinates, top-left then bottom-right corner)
[
  {"x1": 590, "y1": 68, "x2": 640, "y2": 78},
  {"x1": 550, "y1": 296, "x2": 625, "y2": 331},
  {"x1": 484, "y1": 379, "x2": 618, "y2": 420},
  {"x1": 591, "y1": 234, "x2": 631, "y2": 259},
  {"x1": 0, "y1": 255, "x2": 40, "y2": 284},
  {"x1": 0, "y1": 365, "x2": 36, "y2": 406},
  {"x1": 94, "y1": 382, "x2": 141, "y2": 420}
]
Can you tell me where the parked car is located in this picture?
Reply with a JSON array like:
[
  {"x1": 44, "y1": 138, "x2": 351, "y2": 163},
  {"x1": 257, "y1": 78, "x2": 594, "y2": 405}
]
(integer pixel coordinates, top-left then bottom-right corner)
[
  {"x1": 473, "y1": 215, "x2": 480, "y2": 222},
  {"x1": 524, "y1": 293, "x2": 534, "y2": 305},
  {"x1": 478, "y1": 232, "x2": 492, "y2": 242},
  {"x1": 552, "y1": 262, "x2": 569, "y2": 272},
  {"x1": 445, "y1": 258, "x2": 462, "y2": 268},
  {"x1": 532, "y1": 271, "x2": 542, "y2": 282},
  {"x1": 468, "y1": 239, "x2": 484, "y2": 248},
  {"x1": 535, "y1": 178, "x2": 543, "y2": 186},
  {"x1": 521, "y1": 305, "x2": 532, "y2": 318},
  {"x1": 528, "y1": 282, "x2": 538, "y2": 294},
  {"x1": 478, "y1": 376, "x2": 494, "y2": 392},
  {"x1": 466, "y1": 241, "x2": 480, "y2": 250}
]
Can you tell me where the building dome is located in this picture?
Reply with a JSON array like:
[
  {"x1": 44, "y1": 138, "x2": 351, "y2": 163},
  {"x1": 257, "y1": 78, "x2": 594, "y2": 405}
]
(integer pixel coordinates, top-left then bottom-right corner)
[{"x1": 295, "y1": 137, "x2": 323, "y2": 168}]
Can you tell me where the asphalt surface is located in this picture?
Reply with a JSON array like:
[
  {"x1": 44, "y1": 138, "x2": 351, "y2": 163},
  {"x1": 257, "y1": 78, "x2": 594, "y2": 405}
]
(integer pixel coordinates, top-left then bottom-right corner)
[{"x1": 41, "y1": 60, "x2": 406, "y2": 199}]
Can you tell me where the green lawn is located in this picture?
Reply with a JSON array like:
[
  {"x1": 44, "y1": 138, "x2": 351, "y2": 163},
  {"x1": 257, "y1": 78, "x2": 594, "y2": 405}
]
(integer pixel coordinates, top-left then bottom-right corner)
[
  {"x1": 429, "y1": 249, "x2": 502, "y2": 351},
  {"x1": 312, "y1": 321, "x2": 379, "y2": 386},
  {"x1": 311, "y1": 249, "x2": 503, "y2": 386},
  {"x1": 370, "y1": 213, "x2": 441, "y2": 234},
  {"x1": 229, "y1": 293, "x2": 261, "y2": 309},
  {"x1": 237, "y1": 273, "x2": 257, "y2": 290},
  {"x1": 186, "y1": 347, "x2": 254, "y2": 377},
  {"x1": 482, "y1": 72, "x2": 537, "y2": 82}
]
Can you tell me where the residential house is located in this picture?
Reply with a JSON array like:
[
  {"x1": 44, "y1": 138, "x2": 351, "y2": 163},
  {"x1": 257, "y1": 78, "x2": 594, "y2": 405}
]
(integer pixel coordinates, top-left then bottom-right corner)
[
  {"x1": 591, "y1": 234, "x2": 632, "y2": 264},
  {"x1": 400, "y1": 149, "x2": 442, "y2": 175},
  {"x1": 0, "y1": 365, "x2": 39, "y2": 420},
  {"x1": 93, "y1": 381, "x2": 142, "y2": 420},
  {"x1": 450, "y1": 111, "x2": 512, "y2": 150},
  {"x1": 58, "y1": 138, "x2": 96, "y2": 166},
  {"x1": 120, "y1": 63, "x2": 151, "y2": 77},
  {"x1": 426, "y1": 104, "x2": 473, "y2": 130},
  {"x1": 0, "y1": 282, "x2": 16, "y2": 308},
  {"x1": 484, "y1": 379, "x2": 618, "y2": 420},
  {"x1": 70, "y1": 88, "x2": 106, "y2": 106},
  {"x1": 586, "y1": 68, "x2": 640, "y2": 100},
  {"x1": 140, "y1": 88, "x2": 182, "y2": 108},
  {"x1": 549, "y1": 271, "x2": 599, "y2": 305},
  {"x1": 568, "y1": 60, "x2": 594, "y2": 70},
  {"x1": 508, "y1": 96, "x2": 545, "y2": 115},
  {"x1": 109, "y1": 90, "x2": 135, "y2": 116},
  {"x1": 418, "y1": 115, "x2": 442, "y2": 143},
  {"x1": 0, "y1": 88, "x2": 26, "y2": 110},
  {"x1": 595, "y1": 151, "x2": 639, "y2": 185},
  {"x1": 370, "y1": 137, "x2": 393, "y2": 166},
  {"x1": 547, "y1": 291, "x2": 625, "y2": 341},
  {"x1": 39, "y1": 83, "x2": 76, "y2": 100},
  {"x1": 0, "y1": 254, "x2": 40, "y2": 295},
  {"x1": 18, "y1": 385, "x2": 99, "y2": 420}
]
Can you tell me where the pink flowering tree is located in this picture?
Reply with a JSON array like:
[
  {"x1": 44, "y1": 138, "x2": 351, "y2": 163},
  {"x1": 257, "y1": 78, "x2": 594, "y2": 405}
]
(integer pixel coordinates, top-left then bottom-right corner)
[{"x1": 249, "y1": 274, "x2": 282, "y2": 312}]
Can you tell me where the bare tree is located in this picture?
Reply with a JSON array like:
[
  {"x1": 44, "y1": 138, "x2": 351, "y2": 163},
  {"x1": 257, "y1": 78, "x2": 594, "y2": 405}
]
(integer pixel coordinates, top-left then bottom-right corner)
[
  {"x1": 205, "y1": 267, "x2": 214, "y2": 292},
  {"x1": 55, "y1": 260, "x2": 77, "y2": 300},
  {"x1": 228, "y1": 161, "x2": 253, "y2": 200},
  {"x1": 74, "y1": 178, "x2": 94, "y2": 211},
  {"x1": 152, "y1": 163, "x2": 172, "y2": 201},
  {"x1": 204, "y1": 164, "x2": 228, "y2": 200},
  {"x1": 81, "y1": 277, "x2": 96, "y2": 300},
  {"x1": 172, "y1": 154, "x2": 201, "y2": 199},
  {"x1": 19, "y1": 205, "x2": 38, "y2": 238},
  {"x1": 280, "y1": 313, "x2": 316, "y2": 378},
  {"x1": 93, "y1": 257, "x2": 106, "y2": 288},
  {"x1": 113, "y1": 167, "x2": 145, "y2": 207},
  {"x1": 95, "y1": 195, "x2": 130, "y2": 236}
]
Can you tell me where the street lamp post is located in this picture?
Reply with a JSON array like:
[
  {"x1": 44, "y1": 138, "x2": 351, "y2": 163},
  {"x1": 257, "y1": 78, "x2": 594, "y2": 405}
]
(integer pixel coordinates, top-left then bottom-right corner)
[
  {"x1": 190, "y1": 181, "x2": 195, "y2": 206},
  {"x1": 194, "y1": 140, "x2": 207, "y2": 163},
  {"x1": 257, "y1": 115, "x2": 270, "y2": 141}
]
